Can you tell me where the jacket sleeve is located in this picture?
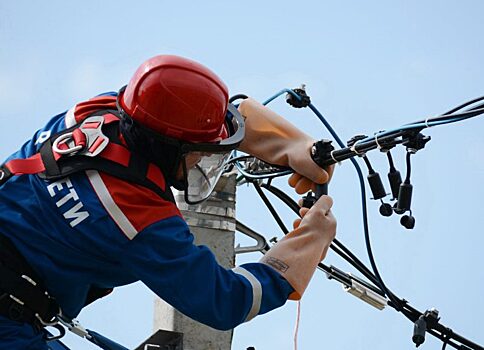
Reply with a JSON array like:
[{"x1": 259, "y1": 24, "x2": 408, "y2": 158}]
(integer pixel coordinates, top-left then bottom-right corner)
[{"x1": 119, "y1": 215, "x2": 293, "y2": 330}]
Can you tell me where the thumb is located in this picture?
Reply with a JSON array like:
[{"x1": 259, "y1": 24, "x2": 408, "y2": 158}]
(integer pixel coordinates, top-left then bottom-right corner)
[{"x1": 307, "y1": 195, "x2": 333, "y2": 216}]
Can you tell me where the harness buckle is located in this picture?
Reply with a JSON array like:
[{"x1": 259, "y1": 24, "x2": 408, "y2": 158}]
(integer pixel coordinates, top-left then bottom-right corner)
[
  {"x1": 52, "y1": 132, "x2": 84, "y2": 155},
  {"x1": 52, "y1": 116, "x2": 109, "y2": 157},
  {"x1": 35, "y1": 312, "x2": 59, "y2": 327},
  {"x1": 0, "y1": 166, "x2": 12, "y2": 185}
]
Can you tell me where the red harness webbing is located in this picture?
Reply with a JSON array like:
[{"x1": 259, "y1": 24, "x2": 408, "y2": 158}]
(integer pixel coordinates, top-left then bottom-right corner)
[
  {"x1": 2, "y1": 112, "x2": 166, "y2": 192},
  {"x1": 4, "y1": 113, "x2": 119, "y2": 176},
  {"x1": 5, "y1": 153, "x2": 48, "y2": 175}
]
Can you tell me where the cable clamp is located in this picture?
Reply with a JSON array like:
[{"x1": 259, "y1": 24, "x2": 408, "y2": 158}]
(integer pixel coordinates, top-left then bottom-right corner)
[
  {"x1": 374, "y1": 131, "x2": 387, "y2": 151},
  {"x1": 344, "y1": 279, "x2": 388, "y2": 310},
  {"x1": 330, "y1": 150, "x2": 340, "y2": 165},
  {"x1": 424, "y1": 116, "x2": 436, "y2": 129},
  {"x1": 350, "y1": 139, "x2": 365, "y2": 156},
  {"x1": 58, "y1": 316, "x2": 90, "y2": 339}
]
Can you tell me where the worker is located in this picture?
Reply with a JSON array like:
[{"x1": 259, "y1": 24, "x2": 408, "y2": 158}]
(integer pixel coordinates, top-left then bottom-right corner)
[{"x1": 0, "y1": 55, "x2": 336, "y2": 349}]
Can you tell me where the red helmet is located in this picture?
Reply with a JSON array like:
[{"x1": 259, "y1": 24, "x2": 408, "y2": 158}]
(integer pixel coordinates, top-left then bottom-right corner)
[{"x1": 119, "y1": 55, "x2": 229, "y2": 143}]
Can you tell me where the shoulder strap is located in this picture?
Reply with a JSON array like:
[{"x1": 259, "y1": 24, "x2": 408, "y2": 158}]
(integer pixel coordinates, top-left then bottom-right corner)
[{"x1": 0, "y1": 109, "x2": 175, "y2": 203}]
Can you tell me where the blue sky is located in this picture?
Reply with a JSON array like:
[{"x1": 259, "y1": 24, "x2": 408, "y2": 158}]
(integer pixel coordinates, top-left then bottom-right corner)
[{"x1": 1, "y1": 1, "x2": 483, "y2": 349}]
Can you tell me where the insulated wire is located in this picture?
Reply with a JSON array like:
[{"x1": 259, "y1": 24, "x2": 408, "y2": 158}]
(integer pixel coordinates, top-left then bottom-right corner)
[
  {"x1": 264, "y1": 89, "x2": 403, "y2": 309},
  {"x1": 363, "y1": 106, "x2": 484, "y2": 145},
  {"x1": 443, "y1": 96, "x2": 484, "y2": 114},
  {"x1": 255, "y1": 181, "x2": 379, "y2": 289},
  {"x1": 252, "y1": 182, "x2": 289, "y2": 235},
  {"x1": 259, "y1": 89, "x2": 484, "y2": 349},
  {"x1": 305, "y1": 93, "x2": 484, "y2": 349},
  {"x1": 260, "y1": 182, "x2": 383, "y2": 292}
]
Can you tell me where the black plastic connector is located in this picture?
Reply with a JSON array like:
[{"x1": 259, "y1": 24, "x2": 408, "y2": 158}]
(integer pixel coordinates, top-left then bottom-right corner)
[
  {"x1": 403, "y1": 132, "x2": 431, "y2": 152},
  {"x1": 412, "y1": 309, "x2": 440, "y2": 347},
  {"x1": 311, "y1": 139, "x2": 335, "y2": 168},
  {"x1": 397, "y1": 182, "x2": 413, "y2": 212},
  {"x1": 388, "y1": 168, "x2": 402, "y2": 200},
  {"x1": 413, "y1": 316, "x2": 427, "y2": 347},
  {"x1": 302, "y1": 192, "x2": 317, "y2": 209},
  {"x1": 368, "y1": 171, "x2": 387, "y2": 200},
  {"x1": 286, "y1": 85, "x2": 311, "y2": 108}
]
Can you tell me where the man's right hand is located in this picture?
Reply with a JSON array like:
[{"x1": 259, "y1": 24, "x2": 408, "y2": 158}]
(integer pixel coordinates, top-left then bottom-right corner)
[
  {"x1": 260, "y1": 195, "x2": 337, "y2": 300},
  {"x1": 295, "y1": 195, "x2": 336, "y2": 261}
]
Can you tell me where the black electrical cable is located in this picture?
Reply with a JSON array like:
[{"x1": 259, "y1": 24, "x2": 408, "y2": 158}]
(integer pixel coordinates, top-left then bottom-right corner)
[
  {"x1": 244, "y1": 162, "x2": 482, "y2": 349},
  {"x1": 260, "y1": 183, "x2": 300, "y2": 214},
  {"x1": 404, "y1": 152, "x2": 412, "y2": 183},
  {"x1": 229, "y1": 94, "x2": 249, "y2": 103},
  {"x1": 416, "y1": 106, "x2": 484, "y2": 124},
  {"x1": 252, "y1": 182, "x2": 289, "y2": 235},
  {"x1": 305, "y1": 92, "x2": 484, "y2": 349},
  {"x1": 443, "y1": 96, "x2": 484, "y2": 115},
  {"x1": 362, "y1": 156, "x2": 374, "y2": 172},
  {"x1": 239, "y1": 91, "x2": 484, "y2": 349},
  {"x1": 316, "y1": 115, "x2": 483, "y2": 349},
  {"x1": 387, "y1": 151, "x2": 396, "y2": 171},
  {"x1": 256, "y1": 182, "x2": 385, "y2": 296},
  {"x1": 260, "y1": 182, "x2": 384, "y2": 292}
]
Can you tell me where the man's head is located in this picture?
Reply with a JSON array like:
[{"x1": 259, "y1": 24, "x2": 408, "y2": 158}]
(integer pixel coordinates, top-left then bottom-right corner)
[
  {"x1": 117, "y1": 55, "x2": 245, "y2": 204},
  {"x1": 119, "y1": 55, "x2": 230, "y2": 143}
]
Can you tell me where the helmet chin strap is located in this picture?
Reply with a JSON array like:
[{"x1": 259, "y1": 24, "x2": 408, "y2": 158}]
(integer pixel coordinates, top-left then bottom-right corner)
[
  {"x1": 170, "y1": 162, "x2": 188, "y2": 191},
  {"x1": 118, "y1": 104, "x2": 189, "y2": 190}
]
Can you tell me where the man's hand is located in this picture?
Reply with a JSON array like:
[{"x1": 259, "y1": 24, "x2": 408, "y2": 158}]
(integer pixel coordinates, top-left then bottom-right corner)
[
  {"x1": 260, "y1": 195, "x2": 337, "y2": 299},
  {"x1": 293, "y1": 195, "x2": 336, "y2": 261},
  {"x1": 237, "y1": 98, "x2": 334, "y2": 194}
]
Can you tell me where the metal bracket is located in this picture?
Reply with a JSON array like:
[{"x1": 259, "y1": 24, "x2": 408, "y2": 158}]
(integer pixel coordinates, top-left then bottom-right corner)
[{"x1": 235, "y1": 220, "x2": 269, "y2": 254}]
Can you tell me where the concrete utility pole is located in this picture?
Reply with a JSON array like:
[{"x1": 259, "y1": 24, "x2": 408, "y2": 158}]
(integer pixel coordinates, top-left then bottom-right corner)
[{"x1": 153, "y1": 173, "x2": 237, "y2": 350}]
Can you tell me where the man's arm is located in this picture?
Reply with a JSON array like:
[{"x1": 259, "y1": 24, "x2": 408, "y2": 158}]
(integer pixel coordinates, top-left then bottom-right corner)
[{"x1": 120, "y1": 216, "x2": 293, "y2": 330}]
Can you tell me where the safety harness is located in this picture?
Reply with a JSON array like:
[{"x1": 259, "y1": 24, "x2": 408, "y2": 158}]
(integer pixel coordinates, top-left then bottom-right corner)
[
  {"x1": 0, "y1": 109, "x2": 174, "y2": 203},
  {"x1": 0, "y1": 109, "x2": 175, "y2": 330},
  {"x1": 0, "y1": 234, "x2": 60, "y2": 328}
]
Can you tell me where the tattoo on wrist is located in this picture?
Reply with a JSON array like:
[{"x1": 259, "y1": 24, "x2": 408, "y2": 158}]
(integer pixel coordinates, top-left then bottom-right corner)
[{"x1": 262, "y1": 257, "x2": 289, "y2": 273}]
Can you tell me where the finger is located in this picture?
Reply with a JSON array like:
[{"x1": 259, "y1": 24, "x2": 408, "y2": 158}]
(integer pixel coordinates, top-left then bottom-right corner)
[
  {"x1": 311, "y1": 195, "x2": 334, "y2": 214},
  {"x1": 311, "y1": 182, "x2": 317, "y2": 193},
  {"x1": 298, "y1": 207, "x2": 310, "y2": 218},
  {"x1": 293, "y1": 218, "x2": 302, "y2": 229},
  {"x1": 325, "y1": 164, "x2": 335, "y2": 181},
  {"x1": 295, "y1": 176, "x2": 313, "y2": 194},
  {"x1": 288, "y1": 173, "x2": 303, "y2": 188},
  {"x1": 292, "y1": 155, "x2": 329, "y2": 184}
]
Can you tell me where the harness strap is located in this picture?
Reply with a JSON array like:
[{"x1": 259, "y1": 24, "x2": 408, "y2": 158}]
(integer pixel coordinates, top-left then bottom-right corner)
[
  {"x1": 3, "y1": 113, "x2": 120, "y2": 177},
  {"x1": 4, "y1": 153, "x2": 48, "y2": 175},
  {"x1": 0, "y1": 265, "x2": 59, "y2": 324},
  {"x1": 0, "y1": 234, "x2": 59, "y2": 326},
  {"x1": 0, "y1": 110, "x2": 173, "y2": 202},
  {"x1": 0, "y1": 109, "x2": 175, "y2": 326}
]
